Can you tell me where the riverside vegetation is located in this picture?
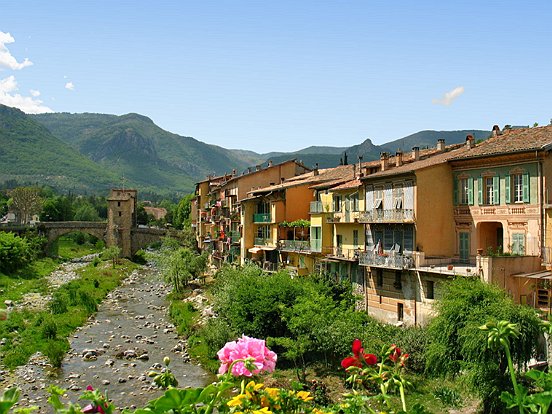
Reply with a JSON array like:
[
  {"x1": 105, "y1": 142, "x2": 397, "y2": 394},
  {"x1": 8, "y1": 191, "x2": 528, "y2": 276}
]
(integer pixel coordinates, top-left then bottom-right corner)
[{"x1": 0, "y1": 228, "x2": 550, "y2": 412}]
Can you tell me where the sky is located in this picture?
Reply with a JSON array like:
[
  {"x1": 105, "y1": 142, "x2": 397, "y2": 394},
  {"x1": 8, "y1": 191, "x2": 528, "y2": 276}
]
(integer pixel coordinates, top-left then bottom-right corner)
[{"x1": 1, "y1": 1, "x2": 552, "y2": 153}]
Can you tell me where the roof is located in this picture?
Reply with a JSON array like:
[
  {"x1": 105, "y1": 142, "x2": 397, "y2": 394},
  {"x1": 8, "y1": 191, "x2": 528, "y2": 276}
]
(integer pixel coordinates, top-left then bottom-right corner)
[
  {"x1": 451, "y1": 125, "x2": 552, "y2": 160},
  {"x1": 331, "y1": 179, "x2": 363, "y2": 191},
  {"x1": 248, "y1": 164, "x2": 360, "y2": 195},
  {"x1": 361, "y1": 143, "x2": 467, "y2": 180}
]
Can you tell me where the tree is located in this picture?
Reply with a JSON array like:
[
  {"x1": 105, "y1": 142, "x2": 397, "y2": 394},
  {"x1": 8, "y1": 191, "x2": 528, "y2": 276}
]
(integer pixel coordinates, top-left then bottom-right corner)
[
  {"x1": 74, "y1": 203, "x2": 100, "y2": 221},
  {"x1": 174, "y1": 194, "x2": 194, "y2": 229},
  {"x1": 8, "y1": 186, "x2": 42, "y2": 224},
  {"x1": 0, "y1": 232, "x2": 31, "y2": 273},
  {"x1": 102, "y1": 246, "x2": 121, "y2": 268}
]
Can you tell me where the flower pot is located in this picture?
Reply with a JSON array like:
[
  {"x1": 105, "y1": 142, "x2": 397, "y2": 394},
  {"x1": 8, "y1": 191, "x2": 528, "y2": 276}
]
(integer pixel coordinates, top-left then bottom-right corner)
[{"x1": 447, "y1": 264, "x2": 454, "y2": 271}]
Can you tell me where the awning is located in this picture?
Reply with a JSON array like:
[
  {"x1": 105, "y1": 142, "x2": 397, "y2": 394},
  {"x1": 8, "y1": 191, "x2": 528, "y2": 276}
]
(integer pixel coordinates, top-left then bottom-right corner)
[
  {"x1": 261, "y1": 246, "x2": 276, "y2": 251},
  {"x1": 319, "y1": 258, "x2": 341, "y2": 263},
  {"x1": 512, "y1": 271, "x2": 552, "y2": 279},
  {"x1": 248, "y1": 247, "x2": 262, "y2": 254}
]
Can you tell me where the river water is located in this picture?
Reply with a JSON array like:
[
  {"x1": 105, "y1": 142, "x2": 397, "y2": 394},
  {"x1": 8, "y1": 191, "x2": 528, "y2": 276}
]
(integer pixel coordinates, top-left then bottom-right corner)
[{"x1": 9, "y1": 263, "x2": 214, "y2": 412}]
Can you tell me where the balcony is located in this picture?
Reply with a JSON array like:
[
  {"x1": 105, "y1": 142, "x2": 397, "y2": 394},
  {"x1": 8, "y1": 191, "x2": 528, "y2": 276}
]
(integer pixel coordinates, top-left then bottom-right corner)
[
  {"x1": 324, "y1": 246, "x2": 359, "y2": 261},
  {"x1": 253, "y1": 213, "x2": 271, "y2": 223},
  {"x1": 310, "y1": 201, "x2": 324, "y2": 214},
  {"x1": 359, "y1": 250, "x2": 414, "y2": 269},
  {"x1": 230, "y1": 231, "x2": 241, "y2": 244},
  {"x1": 326, "y1": 214, "x2": 341, "y2": 223},
  {"x1": 254, "y1": 237, "x2": 272, "y2": 246},
  {"x1": 358, "y1": 209, "x2": 414, "y2": 223},
  {"x1": 310, "y1": 239, "x2": 322, "y2": 253},
  {"x1": 279, "y1": 240, "x2": 311, "y2": 252}
]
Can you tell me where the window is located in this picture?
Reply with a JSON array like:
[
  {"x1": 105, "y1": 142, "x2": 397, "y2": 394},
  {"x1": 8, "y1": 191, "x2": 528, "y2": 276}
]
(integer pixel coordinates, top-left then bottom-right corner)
[
  {"x1": 394, "y1": 271, "x2": 402, "y2": 289},
  {"x1": 374, "y1": 187, "x2": 383, "y2": 209},
  {"x1": 118, "y1": 211, "x2": 122, "y2": 217},
  {"x1": 393, "y1": 184, "x2": 403, "y2": 209},
  {"x1": 353, "y1": 230, "x2": 359, "y2": 248},
  {"x1": 352, "y1": 193, "x2": 359, "y2": 212},
  {"x1": 375, "y1": 269, "x2": 383, "y2": 287},
  {"x1": 397, "y1": 303, "x2": 404, "y2": 322},
  {"x1": 426, "y1": 280, "x2": 435, "y2": 299},
  {"x1": 478, "y1": 175, "x2": 499, "y2": 205},
  {"x1": 256, "y1": 202, "x2": 270, "y2": 214},
  {"x1": 333, "y1": 195, "x2": 342, "y2": 212},
  {"x1": 336, "y1": 234, "x2": 343, "y2": 248},
  {"x1": 117, "y1": 201, "x2": 121, "y2": 207},
  {"x1": 506, "y1": 173, "x2": 529, "y2": 204},
  {"x1": 256, "y1": 225, "x2": 270, "y2": 239},
  {"x1": 459, "y1": 178, "x2": 469, "y2": 204},
  {"x1": 511, "y1": 233, "x2": 525, "y2": 255}
]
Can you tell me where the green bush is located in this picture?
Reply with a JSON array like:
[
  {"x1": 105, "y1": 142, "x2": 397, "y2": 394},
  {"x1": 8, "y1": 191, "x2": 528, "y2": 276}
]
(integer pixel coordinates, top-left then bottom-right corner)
[
  {"x1": 200, "y1": 318, "x2": 236, "y2": 359},
  {"x1": 425, "y1": 277, "x2": 542, "y2": 413},
  {"x1": 77, "y1": 289, "x2": 97, "y2": 312},
  {"x1": 0, "y1": 232, "x2": 31, "y2": 273},
  {"x1": 41, "y1": 317, "x2": 58, "y2": 339},
  {"x1": 132, "y1": 249, "x2": 147, "y2": 264},
  {"x1": 42, "y1": 338, "x2": 69, "y2": 368},
  {"x1": 169, "y1": 301, "x2": 197, "y2": 337},
  {"x1": 49, "y1": 291, "x2": 68, "y2": 314}
]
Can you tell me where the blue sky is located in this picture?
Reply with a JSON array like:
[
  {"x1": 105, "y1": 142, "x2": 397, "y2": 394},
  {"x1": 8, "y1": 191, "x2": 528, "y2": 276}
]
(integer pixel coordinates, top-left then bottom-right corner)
[{"x1": 1, "y1": 1, "x2": 551, "y2": 153}]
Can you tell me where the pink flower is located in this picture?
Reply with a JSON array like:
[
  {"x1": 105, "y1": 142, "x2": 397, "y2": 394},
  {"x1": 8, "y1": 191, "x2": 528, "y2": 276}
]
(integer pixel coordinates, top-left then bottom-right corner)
[{"x1": 217, "y1": 335, "x2": 277, "y2": 377}]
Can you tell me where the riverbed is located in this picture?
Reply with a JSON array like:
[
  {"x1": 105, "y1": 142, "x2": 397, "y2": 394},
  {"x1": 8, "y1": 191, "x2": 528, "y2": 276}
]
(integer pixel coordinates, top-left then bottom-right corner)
[{"x1": 6, "y1": 262, "x2": 213, "y2": 412}]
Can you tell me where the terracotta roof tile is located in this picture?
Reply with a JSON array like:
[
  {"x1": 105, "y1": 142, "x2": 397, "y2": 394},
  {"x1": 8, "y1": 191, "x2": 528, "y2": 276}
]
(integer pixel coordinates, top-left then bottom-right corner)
[{"x1": 452, "y1": 125, "x2": 552, "y2": 159}]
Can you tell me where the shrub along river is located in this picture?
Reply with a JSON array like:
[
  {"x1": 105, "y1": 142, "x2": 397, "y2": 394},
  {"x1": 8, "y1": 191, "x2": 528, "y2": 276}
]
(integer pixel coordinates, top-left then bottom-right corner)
[{"x1": 5, "y1": 262, "x2": 213, "y2": 412}]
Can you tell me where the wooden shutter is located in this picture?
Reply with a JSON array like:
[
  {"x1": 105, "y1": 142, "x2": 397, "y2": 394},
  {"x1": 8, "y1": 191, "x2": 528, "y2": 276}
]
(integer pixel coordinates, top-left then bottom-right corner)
[
  {"x1": 365, "y1": 185, "x2": 373, "y2": 210},
  {"x1": 493, "y1": 176, "x2": 500, "y2": 205},
  {"x1": 477, "y1": 177, "x2": 483, "y2": 205},
  {"x1": 505, "y1": 175, "x2": 511, "y2": 204},
  {"x1": 384, "y1": 184, "x2": 392, "y2": 210},
  {"x1": 365, "y1": 226, "x2": 374, "y2": 249},
  {"x1": 522, "y1": 172, "x2": 530, "y2": 203},
  {"x1": 467, "y1": 177, "x2": 474, "y2": 205},
  {"x1": 453, "y1": 176, "x2": 458, "y2": 205},
  {"x1": 404, "y1": 181, "x2": 414, "y2": 210}
]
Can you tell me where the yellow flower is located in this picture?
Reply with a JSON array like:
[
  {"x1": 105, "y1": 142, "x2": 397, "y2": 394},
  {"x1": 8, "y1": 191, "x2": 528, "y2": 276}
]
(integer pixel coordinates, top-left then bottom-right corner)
[
  {"x1": 252, "y1": 408, "x2": 273, "y2": 414},
  {"x1": 296, "y1": 391, "x2": 314, "y2": 402},
  {"x1": 228, "y1": 394, "x2": 247, "y2": 407}
]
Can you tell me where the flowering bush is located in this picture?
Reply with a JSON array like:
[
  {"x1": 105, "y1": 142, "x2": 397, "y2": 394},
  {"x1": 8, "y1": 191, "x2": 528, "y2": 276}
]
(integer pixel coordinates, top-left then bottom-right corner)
[{"x1": 218, "y1": 335, "x2": 277, "y2": 377}]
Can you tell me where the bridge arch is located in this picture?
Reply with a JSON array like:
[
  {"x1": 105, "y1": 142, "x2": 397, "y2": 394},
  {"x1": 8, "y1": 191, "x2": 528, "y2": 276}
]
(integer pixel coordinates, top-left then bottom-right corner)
[{"x1": 38, "y1": 222, "x2": 108, "y2": 253}]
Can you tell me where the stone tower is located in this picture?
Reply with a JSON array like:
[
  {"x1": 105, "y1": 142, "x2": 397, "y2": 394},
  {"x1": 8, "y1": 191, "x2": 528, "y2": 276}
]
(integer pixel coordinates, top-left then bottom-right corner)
[{"x1": 107, "y1": 189, "x2": 137, "y2": 257}]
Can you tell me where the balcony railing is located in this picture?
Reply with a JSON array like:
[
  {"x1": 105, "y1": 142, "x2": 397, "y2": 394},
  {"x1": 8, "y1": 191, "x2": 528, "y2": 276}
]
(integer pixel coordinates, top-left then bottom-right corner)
[
  {"x1": 324, "y1": 246, "x2": 359, "y2": 260},
  {"x1": 253, "y1": 213, "x2": 271, "y2": 223},
  {"x1": 358, "y1": 209, "x2": 414, "y2": 223},
  {"x1": 310, "y1": 201, "x2": 324, "y2": 214},
  {"x1": 254, "y1": 237, "x2": 271, "y2": 246},
  {"x1": 326, "y1": 214, "x2": 341, "y2": 223},
  {"x1": 279, "y1": 240, "x2": 310, "y2": 251},
  {"x1": 230, "y1": 231, "x2": 241, "y2": 243},
  {"x1": 310, "y1": 239, "x2": 322, "y2": 252},
  {"x1": 359, "y1": 250, "x2": 414, "y2": 269}
]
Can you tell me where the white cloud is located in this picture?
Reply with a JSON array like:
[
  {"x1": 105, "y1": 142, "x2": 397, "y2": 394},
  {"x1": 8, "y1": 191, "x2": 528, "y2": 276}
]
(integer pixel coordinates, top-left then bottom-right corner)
[
  {"x1": 0, "y1": 31, "x2": 33, "y2": 70},
  {"x1": 65, "y1": 81, "x2": 74, "y2": 91},
  {"x1": 432, "y1": 86, "x2": 465, "y2": 106},
  {"x1": 0, "y1": 75, "x2": 53, "y2": 114},
  {"x1": 30, "y1": 89, "x2": 40, "y2": 97}
]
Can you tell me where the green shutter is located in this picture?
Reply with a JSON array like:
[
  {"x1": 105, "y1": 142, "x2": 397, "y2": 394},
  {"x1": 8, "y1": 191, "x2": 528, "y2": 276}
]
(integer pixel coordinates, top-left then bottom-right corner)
[
  {"x1": 477, "y1": 177, "x2": 483, "y2": 205},
  {"x1": 505, "y1": 175, "x2": 511, "y2": 204},
  {"x1": 453, "y1": 176, "x2": 458, "y2": 205},
  {"x1": 493, "y1": 176, "x2": 500, "y2": 205},
  {"x1": 522, "y1": 172, "x2": 530, "y2": 203},
  {"x1": 468, "y1": 177, "x2": 474, "y2": 205}
]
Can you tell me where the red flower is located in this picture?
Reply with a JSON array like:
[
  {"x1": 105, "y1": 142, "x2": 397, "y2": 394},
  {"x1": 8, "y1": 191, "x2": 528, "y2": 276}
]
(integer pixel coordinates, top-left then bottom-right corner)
[
  {"x1": 388, "y1": 344, "x2": 401, "y2": 363},
  {"x1": 341, "y1": 339, "x2": 377, "y2": 369}
]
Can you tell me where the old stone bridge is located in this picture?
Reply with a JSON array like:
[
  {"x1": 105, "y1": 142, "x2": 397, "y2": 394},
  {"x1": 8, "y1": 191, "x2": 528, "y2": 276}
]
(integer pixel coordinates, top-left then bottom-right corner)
[
  {"x1": 37, "y1": 221, "x2": 167, "y2": 257},
  {"x1": 2, "y1": 189, "x2": 168, "y2": 257}
]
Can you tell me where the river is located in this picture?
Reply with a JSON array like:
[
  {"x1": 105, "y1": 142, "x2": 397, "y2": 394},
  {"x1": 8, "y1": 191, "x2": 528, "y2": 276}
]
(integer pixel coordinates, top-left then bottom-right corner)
[{"x1": 8, "y1": 262, "x2": 214, "y2": 412}]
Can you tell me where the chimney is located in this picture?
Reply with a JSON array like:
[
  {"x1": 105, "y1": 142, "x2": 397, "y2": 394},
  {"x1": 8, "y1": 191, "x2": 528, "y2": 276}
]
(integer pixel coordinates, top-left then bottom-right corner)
[
  {"x1": 255, "y1": 164, "x2": 261, "y2": 171},
  {"x1": 358, "y1": 156, "x2": 363, "y2": 177},
  {"x1": 313, "y1": 163, "x2": 319, "y2": 176},
  {"x1": 232, "y1": 169, "x2": 236, "y2": 176},
  {"x1": 396, "y1": 150, "x2": 403, "y2": 167},
  {"x1": 281, "y1": 177, "x2": 285, "y2": 183},
  {"x1": 466, "y1": 134, "x2": 475, "y2": 149},
  {"x1": 247, "y1": 167, "x2": 252, "y2": 173},
  {"x1": 352, "y1": 163, "x2": 356, "y2": 179},
  {"x1": 268, "y1": 160, "x2": 273, "y2": 167},
  {"x1": 412, "y1": 147, "x2": 420, "y2": 161},
  {"x1": 380, "y1": 152, "x2": 389, "y2": 171},
  {"x1": 437, "y1": 139, "x2": 445, "y2": 152},
  {"x1": 492, "y1": 125, "x2": 501, "y2": 137}
]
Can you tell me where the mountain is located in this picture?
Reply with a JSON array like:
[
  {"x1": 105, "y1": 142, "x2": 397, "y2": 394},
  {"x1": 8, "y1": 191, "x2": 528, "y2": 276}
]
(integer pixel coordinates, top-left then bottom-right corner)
[
  {"x1": 0, "y1": 105, "x2": 118, "y2": 192},
  {"x1": 31, "y1": 112, "x2": 262, "y2": 195},
  {"x1": 379, "y1": 130, "x2": 491, "y2": 154}
]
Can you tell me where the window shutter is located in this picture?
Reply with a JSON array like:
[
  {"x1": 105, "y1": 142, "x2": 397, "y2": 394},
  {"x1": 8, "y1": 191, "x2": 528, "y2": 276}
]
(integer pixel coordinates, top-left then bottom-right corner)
[
  {"x1": 365, "y1": 226, "x2": 373, "y2": 249},
  {"x1": 477, "y1": 177, "x2": 483, "y2": 205},
  {"x1": 505, "y1": 175, "x2": 511, "y2": 204},
  {"x1": 453, "y1": 177, "x2": 458, "y2": 205},
  {"x1": 493, "y1": 176, "x2": 500, "y2": 205},
  {"x1": 468, "y1": 177, "x2": 474, "y2": 205},
  {"x1": 365, "y1": 185, "x2": 373, "y2": 210},
  {"x1": 404, "y1": 181, "x2": 414, "y2": 210},
  {"x1": 384, "y1": 184, "x2": 392, "y2": 210},
  {"x1": 522, "y1": 172, "x2": 530, "y2": 203}
]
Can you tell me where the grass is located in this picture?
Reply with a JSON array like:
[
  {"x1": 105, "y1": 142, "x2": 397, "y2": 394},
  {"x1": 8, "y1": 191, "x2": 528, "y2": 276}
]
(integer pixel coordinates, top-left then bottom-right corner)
[
  {"x1": 0, "y1": 258, "x2": 138, "y2": 369},
  {"x1": 52, "y1": 234, "x2": 103, "y2": 260}
]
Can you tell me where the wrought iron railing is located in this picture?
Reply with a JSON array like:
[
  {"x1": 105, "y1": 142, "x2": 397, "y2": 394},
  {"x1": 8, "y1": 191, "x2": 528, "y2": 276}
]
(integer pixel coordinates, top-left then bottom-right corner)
[
  {"x1": 358, "y1": 250, "x2": 414, "y2": 269},
  {"x1": 253, "y1": 213, "x2": 271, "y2": 223},
  {"x1": 358, "y1": 209, "x2": 414, "y2": 223}
]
